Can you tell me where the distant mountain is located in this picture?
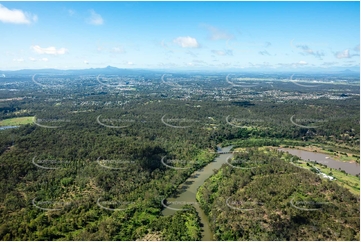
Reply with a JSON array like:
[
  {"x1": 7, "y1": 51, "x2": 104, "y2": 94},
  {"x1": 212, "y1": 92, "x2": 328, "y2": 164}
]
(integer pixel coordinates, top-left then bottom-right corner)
[
  {"x1": 1, "y1": 65, "x2": 360, "y2": 76},
  {"x1": 0, "y1": 66, "x2": 156, "y2": 76},
  {"x1": 339, "y1": 69, "x2": 356, "y2": 73}
]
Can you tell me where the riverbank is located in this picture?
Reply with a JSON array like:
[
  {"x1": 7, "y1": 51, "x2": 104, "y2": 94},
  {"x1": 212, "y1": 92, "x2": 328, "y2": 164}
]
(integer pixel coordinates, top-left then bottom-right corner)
[
  {"x1": 291, "y1": 158, "x2": 360, "y2": 196},
  {"x1": 161, "y1": 145, "x2": 233, "y2": 241},
  {"x1": 279, "y1": 148, "x2": 360, "y2": 175},
  {"x1": 280, "y1": 144, "x2": 359, "y2": 163},
  {"x1": 232, "y1": 146, "x2": 360, "y2": 196}
]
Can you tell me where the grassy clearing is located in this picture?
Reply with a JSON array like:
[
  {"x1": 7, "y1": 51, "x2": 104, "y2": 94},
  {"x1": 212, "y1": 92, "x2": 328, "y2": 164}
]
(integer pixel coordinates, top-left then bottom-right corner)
[
  {"x1": 284, "y1": 157, "x2": 360, "y2": 196},
  {"x1": 0, "y1": 116, "x2": 34, "y2": 126}
]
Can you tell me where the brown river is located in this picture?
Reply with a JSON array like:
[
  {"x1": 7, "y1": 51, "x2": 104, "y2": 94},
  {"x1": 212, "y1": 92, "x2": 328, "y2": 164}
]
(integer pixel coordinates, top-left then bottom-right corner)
[
  {"x1": 279, "y1": 148, "x2": 360, "y2": 176},
  {"x1": 161, "y1": 146, "x2": 360, "y2": 241},
  {"x1": 161, "y1": 145, "x2": 233, "y2": 241}
]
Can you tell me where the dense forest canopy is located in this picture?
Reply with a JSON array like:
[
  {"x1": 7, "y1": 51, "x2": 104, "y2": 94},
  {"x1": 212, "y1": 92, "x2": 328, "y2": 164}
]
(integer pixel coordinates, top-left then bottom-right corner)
[{"x1": 0, "y1": 72, "x2": 359, "y2": 240}]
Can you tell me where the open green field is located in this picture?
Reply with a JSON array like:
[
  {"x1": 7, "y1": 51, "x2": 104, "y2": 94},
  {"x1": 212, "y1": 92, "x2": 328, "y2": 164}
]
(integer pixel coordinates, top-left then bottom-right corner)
[
  {"x1": 283, "y1": 156, "x2": 360, "y2": 196},
  {"x1": 0, "y1": 116, "x2": 34, "y2": 126}
]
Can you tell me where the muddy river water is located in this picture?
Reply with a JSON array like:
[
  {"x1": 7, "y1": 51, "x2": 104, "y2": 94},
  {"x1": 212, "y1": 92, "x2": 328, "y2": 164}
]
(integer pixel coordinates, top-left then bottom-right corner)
[
  {"x1": 161, "y1": 146, "x2": 360, "y2": 240},
  {"x1": 161, "y1": 145, "x2": 233, "y2": 241},
  {"x1": 279, "y1": 148, "x2": 360, "y2": 176}
]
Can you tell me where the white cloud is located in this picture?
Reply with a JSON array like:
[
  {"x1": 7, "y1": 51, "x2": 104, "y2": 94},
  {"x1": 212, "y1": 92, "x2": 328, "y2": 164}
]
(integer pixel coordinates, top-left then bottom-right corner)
[
  {"x1": 13, "y1": 58, "x2": 24, "y2": 62},
  {"x1": 84, "y1": 60, "x2": 89, "y2": 64},
  {"x1": 211, "y1": 49, "x2": 233, "y2": 56},
  {"x1": 277, "y1": 61, "x2": 308, "y2": 68},
  {"x1": 296, "y1": 45, "x2": 324, "y2": 59},
  {"x1": 335, "y1": 49, "x2": 350, "y2": 59},
  {"x1": 259, "y1": 50, "x2": 271, "y2": 56},
  {"x1": 201, "y1": 24, "x2": 234, "y2": 40},
  {"x1": 298, "y1": 61, "x2": 307, "y2": 65},
  {"x1": 87, "y1": 10, "x2": 103, "y2": 25},
  {"x1": 111, "y1": 47, "x2": 125, "y2": 54},
  {"x1": 173, "y1": 36, "x2": 199, "y2": 48},
  {"x1": 0, "y1": 4, "x2": 37, "y2": 24},
  {"x1": 334, "y1": 49, "x2": 359, "y2": 59},
  {"x1": 31, "y1": 45, "x2": 68, "y2": 55},
  {"x1": 29, "y1": 57, "x2": 48, "y2": 62},
  {"x1": 193, "y1": 59, "x2": 207, "y2": 64},
  {"x1": 322, "y1": 62, "x2": 338, "y2": 66}
]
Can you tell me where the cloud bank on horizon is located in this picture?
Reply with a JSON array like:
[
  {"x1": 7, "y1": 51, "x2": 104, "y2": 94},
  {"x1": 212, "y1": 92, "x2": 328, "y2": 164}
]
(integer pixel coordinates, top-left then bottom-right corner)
[{"x1": 0, "y1": 1, "x2": 359, "y2": 71}]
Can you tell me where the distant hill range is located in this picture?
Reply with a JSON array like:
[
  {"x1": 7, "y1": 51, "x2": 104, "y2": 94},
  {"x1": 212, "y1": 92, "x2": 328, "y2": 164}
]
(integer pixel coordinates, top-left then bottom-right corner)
[
  {"x1": 0, "y1": 65, "x2": 359, "y2": 76},
  {"x1": 0, "y1": 66, "x2": 156, "y2": 76}
]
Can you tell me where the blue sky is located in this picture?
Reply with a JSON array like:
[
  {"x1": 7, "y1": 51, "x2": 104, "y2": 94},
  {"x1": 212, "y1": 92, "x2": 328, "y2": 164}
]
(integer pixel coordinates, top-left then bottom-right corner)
[{"x1": 0, "y1": 1, "x2": 359, "y2": 71}]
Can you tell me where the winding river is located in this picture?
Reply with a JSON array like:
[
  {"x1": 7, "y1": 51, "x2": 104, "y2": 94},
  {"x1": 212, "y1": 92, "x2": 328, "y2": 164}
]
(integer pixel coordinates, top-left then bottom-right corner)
[
  {"x1": 161, "y1": 145, "x2": 360, "y2": 240},
  {"x1": 161, "y1": 145, "x2": 233, "y2": 241},
  {"x1": 279, "y1": 148, "x2": 360, "y2": 176}
]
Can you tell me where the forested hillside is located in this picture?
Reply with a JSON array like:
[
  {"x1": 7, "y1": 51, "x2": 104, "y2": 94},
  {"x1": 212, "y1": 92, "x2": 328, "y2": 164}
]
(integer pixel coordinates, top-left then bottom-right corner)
[
  {"x1": 0, "y1": 74, "x2": 359, "y2": 240},
  {"x1": 197, "y1": 148, "x2": 360, "y2": 240}
]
